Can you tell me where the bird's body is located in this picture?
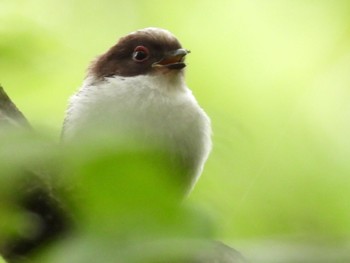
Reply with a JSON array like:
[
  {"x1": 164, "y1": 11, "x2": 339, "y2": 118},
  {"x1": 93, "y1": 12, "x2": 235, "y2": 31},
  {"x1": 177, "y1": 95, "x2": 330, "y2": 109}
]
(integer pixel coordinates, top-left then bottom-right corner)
[{"x1": 62, "y1": 28, "x2": 211, "y2": 192}]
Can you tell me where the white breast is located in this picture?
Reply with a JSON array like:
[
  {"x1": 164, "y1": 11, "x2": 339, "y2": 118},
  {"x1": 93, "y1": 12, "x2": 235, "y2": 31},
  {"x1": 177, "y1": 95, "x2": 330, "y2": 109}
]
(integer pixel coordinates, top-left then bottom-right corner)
[{"x1": 63, "y1": 74, "x2": 211, "y2": 193}]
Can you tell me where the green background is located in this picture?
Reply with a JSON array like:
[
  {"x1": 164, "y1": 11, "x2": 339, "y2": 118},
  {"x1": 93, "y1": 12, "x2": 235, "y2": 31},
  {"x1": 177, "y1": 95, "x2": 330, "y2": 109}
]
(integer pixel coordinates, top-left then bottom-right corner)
[{"x1": 2, "y1": 0, "x2": 350, "y2": 261}]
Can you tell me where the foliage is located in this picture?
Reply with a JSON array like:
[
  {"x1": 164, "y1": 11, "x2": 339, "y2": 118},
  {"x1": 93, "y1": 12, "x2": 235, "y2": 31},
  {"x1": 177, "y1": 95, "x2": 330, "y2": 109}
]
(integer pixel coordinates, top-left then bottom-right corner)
[{"x1": 0, "y1": 130, "x2": 238, "y2": 262}]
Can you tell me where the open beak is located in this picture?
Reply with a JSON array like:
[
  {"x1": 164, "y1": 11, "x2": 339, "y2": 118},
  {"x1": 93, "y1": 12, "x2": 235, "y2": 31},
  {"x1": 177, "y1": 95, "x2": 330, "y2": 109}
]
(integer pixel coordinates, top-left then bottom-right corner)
[{"x1": 152, "y1": 48, "x2": 190, "y2": 70}]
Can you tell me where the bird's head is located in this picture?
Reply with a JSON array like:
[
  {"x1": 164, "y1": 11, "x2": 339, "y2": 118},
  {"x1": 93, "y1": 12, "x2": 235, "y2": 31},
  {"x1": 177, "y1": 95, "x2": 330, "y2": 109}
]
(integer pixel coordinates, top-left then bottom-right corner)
[{"x1": 89, "y1": 28, "x2": 190, "y2": 79}]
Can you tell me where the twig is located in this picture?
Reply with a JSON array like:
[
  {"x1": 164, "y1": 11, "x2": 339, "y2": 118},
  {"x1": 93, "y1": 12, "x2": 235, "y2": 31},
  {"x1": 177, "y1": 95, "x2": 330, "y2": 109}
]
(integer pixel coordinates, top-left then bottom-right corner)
[{"x1": 0, "y1": 85, "x2": 30, "y2": 128}]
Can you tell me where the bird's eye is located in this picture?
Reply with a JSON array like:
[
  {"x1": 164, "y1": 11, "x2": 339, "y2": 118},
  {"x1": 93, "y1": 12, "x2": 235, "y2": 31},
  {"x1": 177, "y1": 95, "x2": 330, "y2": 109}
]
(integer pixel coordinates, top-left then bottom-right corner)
[{"x1": 132, "y1": 46, "x2": 150, "y2": 62}]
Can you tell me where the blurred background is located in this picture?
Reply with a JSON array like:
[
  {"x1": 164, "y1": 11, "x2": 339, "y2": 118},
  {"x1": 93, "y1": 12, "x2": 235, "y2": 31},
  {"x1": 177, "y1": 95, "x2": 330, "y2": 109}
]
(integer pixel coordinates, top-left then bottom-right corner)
[{"x1": 2, "y1": 0, "x2": 350, "y2": 262}]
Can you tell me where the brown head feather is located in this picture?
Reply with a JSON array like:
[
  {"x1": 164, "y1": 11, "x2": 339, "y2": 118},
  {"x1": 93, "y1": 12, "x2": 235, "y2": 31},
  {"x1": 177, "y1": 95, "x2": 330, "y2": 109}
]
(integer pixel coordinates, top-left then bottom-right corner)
[{"x1": 89, "y1": 28, "x2": 183, "y2": 78}]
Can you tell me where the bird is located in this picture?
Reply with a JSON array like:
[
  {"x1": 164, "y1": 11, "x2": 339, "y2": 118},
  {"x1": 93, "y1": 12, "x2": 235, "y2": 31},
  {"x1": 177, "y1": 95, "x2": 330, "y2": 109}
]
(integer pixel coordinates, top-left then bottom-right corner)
[
  {"x1": 62, "y1": 27, "x2": 212, "y2": 194},
  {"x1": 1, "y1": 28, "x2": 245, "y2": 263}
]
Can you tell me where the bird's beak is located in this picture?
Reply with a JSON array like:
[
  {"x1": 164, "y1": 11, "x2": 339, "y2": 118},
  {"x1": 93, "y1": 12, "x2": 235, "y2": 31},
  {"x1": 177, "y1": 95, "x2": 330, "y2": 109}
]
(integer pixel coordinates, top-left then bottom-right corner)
[{"x1": 152, "y1": 48, "x2": 190, "y2": 70}]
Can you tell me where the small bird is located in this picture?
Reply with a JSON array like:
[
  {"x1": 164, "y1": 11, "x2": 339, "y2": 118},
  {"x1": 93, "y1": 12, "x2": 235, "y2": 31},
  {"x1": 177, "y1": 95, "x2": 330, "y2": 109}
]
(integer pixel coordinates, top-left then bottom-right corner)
[
  {"x1": 1, "y1": 29, "x2": 245, "y2": 263},
  {"x1": 62, "y1": 27, "x2": 212, "y2": 194}
]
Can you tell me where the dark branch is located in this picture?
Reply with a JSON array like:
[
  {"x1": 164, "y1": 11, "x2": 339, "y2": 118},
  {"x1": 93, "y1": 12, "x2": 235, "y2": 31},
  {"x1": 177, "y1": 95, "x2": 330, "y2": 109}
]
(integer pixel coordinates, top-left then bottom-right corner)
[
  {"x1": 0, "y1": 85, "x2": 71, "y2": 262},
  {"x1": 0, "y1": 85, "x2": 30, "y2": 128}
]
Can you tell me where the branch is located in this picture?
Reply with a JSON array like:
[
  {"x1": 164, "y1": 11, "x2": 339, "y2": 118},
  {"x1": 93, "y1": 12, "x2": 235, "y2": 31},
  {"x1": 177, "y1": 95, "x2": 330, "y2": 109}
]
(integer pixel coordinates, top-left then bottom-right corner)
[{"x1": 0, "y1": 85, "x2": 30, "y2": 128}]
